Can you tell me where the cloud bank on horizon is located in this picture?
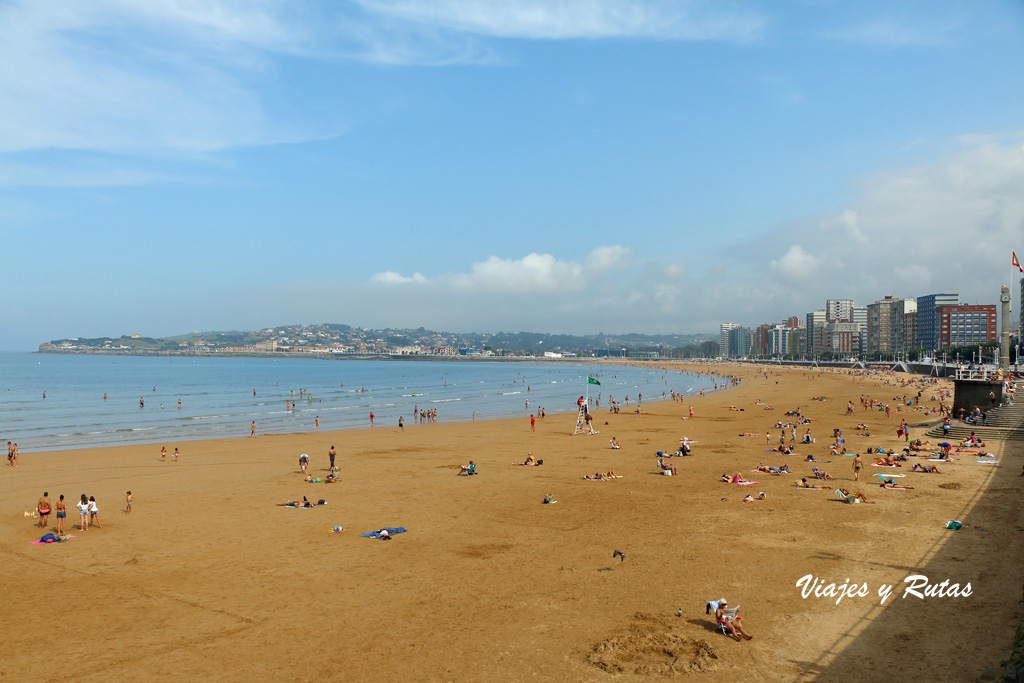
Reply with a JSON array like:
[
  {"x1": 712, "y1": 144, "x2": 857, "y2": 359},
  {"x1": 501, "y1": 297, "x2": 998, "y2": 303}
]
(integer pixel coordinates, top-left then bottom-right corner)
[{"x1": 1, "y1": 1, "x2": 1023, "y2": 349}]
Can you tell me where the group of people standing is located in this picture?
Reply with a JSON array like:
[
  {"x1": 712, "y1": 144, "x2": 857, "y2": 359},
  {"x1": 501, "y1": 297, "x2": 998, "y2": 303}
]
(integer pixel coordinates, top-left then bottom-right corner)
[{"x1": 37, "y1": 492, "x2": 109, "y2": 533}]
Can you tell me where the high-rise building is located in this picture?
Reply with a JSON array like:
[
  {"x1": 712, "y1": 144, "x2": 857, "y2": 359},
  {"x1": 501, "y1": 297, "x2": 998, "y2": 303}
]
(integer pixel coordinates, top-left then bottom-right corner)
[
  {"x1": 917, "y1": 290, "x2": 959, "y2": 353},
  {"x1": 937, "y1": 304, "x2": 997, "y2": 348},
  {"x1": 719, "y1": 323, "x2": 739, "y2": 358},
  {"x1": 805, "y1": 310, "x2": 826, "y2": 355},
  {"x1": 826, "y1": 299, "x2": 855, "y2": 322},
  {"x1": 822, "y1": 321, "x2": 862, "y2": 356},
  {"x1": 902, "y1": 300, "x2": 917, "y2": 351},
  {"x1": 867, "y1": 296, "x2": 904, "y2": 355},
  {"x1": 727, "y1": 326, "x2": 752, "y2": 357}
]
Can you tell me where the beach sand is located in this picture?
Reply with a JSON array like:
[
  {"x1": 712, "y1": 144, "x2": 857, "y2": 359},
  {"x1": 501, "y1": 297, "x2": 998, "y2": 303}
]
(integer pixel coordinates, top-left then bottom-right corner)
[{"x1": 1, "y1": 363, "x2": 1021, "y2": 682}]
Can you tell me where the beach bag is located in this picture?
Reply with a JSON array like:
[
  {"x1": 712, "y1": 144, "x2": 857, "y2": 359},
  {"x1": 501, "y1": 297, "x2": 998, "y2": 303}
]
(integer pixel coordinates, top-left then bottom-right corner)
[
  {"x1": 39, "y1": 533, "x2": 59, "y2": 543},
  {"x1": 945, "y1": 520, "x2": 963, "y2": 530}
]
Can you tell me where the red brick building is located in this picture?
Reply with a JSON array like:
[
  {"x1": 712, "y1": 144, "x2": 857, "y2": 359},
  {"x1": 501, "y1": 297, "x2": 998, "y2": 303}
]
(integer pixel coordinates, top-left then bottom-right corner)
[{"x1": 936, "y1": 304, "x2": 996, "y2": 348}]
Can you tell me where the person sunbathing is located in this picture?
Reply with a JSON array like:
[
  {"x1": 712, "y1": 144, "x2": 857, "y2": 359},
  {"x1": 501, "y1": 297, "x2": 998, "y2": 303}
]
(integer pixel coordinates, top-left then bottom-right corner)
[
  {"x1": 811, "y1": 467, "x2": 835, "y2": 480},
  {"x1": 754, "y1": 463, "x2": 772, "y2": 473},
  {"x1": 658, "y1": 460, "x2": 677, "y2": 475},
  {"x1": 838, "y1": 488, "x2": 868, "y2": 503},
  {"x1": 912, "y1": 463, "x2": 940, "y2": 473},
  {"x1": 731, "y1": 473, "x2": 749, "y2": 484},
  {"x1": 798, "y1": 478, "x2": 829, "y2": 489},
  {"x1": 880, "y1": 482, "x2": 914, "y2": 489},
  {"x1": 609, "y1": 438, "x2": 621, "y2": 449},
  {"x1": 805, "y1": 454, "x2": 820, "y2": 462},
  {"x1": 459, "y1": 461, "x2": 476, "y2": 474},
  {"x1": 584, "y1": 471, "x2": 617, "y2": 480},
  {"x1": 515, "y1": 453, "x2": 542, "y2": 466},
  {"x1": 277, "y1": 498, "x2": 315, "y2": 507}
]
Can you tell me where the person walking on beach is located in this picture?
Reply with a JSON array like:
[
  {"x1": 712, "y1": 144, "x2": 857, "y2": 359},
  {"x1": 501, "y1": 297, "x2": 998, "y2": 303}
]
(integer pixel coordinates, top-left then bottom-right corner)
[
  {"x1": 853, "y1": 454, "x2": 863, "y2": 481},
  {"x1": 328, "y1": 445, "x2": 336, "y2": 470},
  {"x1": 88, "y1": 496, "x2": 101, "y2": 528},
  {"x1": 125, "y1": 491, "x2": 132, "y2": 513},
  {"x1": 369, "y1": 412, "x2": 374, "y2": 427},
  {"x1": 37, "y1": 492, "x2": 51, "y2": 528},
  {"x1": 251, "y1": 421, "x2": 256, "y2": 437},
  {"x1": 55, "y1": 495, "x2": 66, "y2": 534},
  {"x1": 160, "y1": 446, "x2": 167, "y2": 462},
  {"x1": 7, "y1": 441, "x2": 12, "y2": 466},
  {"x1": 398, "y1": 416, "x2": 404, "y2": 431},
  {"x1": 77, "y1": 494, "x2": 90, "y2": 531},
  {"x1": 531, "y1": 415, "x2": 536, "y2": 432},
  {"x1": 172, "y1": 447, "x2": 179, "y2": 462}
]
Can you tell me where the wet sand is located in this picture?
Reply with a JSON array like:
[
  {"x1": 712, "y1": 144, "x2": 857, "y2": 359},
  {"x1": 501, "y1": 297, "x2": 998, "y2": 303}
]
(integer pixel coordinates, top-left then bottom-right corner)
[{"x1": 1, "y1": 362, "x2": 1021, "y2": 682}]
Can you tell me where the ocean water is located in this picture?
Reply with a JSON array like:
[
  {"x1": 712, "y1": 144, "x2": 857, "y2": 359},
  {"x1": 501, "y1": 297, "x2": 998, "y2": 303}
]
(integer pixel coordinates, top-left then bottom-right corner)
[{"x1": 0, "y1": 353, "x2": 721, "y2": 452}]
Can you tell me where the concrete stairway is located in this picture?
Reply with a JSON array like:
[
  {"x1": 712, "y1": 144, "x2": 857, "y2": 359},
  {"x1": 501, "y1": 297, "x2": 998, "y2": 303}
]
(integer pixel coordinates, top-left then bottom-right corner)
[{"x1": 925, "y1": 382, "x2": 1024, "y2": 441}]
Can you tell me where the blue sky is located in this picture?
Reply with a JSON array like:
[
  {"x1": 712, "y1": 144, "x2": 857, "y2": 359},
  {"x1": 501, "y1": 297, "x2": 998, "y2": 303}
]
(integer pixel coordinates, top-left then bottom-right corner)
[{"x1": 2, "y1": 1, "x2": 1023, "y2": 350}]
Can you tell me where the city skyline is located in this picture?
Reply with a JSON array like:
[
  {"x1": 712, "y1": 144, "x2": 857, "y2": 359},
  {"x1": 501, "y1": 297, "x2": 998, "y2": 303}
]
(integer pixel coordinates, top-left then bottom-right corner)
[{"x1": 2, "y1": 2, "x2": 1024, "y2": 350}]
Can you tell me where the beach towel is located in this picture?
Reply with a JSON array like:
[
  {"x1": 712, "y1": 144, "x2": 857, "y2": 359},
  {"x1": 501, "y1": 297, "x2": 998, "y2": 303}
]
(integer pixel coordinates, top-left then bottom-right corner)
[
  {"x1": 928, "y1": 459, "x2": 949, "y2": 462},
  {"x1": 871, "y1": 464, "x2": 899, "y2": 468},
  {"x1": 976, "y1": 459, "x2": 998, "y2": 463},
  {"x1": 735, "y1": 481, "x2": 759, "y2": 486},
  {"x1": 360, "y1": 527, "x2": 407, "y2": 538},
  {"x1": 873, "y1": 473, "x2": 905, "y2": 480},
  {"x1": 31, "y1": 534, "x2": 75, "y2": 545}
]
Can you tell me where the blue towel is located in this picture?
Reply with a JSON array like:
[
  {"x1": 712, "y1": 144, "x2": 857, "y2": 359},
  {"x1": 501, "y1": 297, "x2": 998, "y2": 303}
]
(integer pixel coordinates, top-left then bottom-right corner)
[{"x1": 360, "y1": 527, "x2": 407, "y2": 538}]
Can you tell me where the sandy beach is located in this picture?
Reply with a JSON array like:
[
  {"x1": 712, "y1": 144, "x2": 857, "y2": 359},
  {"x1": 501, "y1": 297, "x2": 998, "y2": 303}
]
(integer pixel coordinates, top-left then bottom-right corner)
[{"x1": 1, "y1": 362, "x2": 1021, "y2": 682}]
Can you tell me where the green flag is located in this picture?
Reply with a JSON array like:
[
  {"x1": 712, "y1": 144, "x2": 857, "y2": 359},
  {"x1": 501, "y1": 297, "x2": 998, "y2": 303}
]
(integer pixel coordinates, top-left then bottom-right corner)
[{"x1": 588, "y1": 376, "x2": 601, "y2": 385}]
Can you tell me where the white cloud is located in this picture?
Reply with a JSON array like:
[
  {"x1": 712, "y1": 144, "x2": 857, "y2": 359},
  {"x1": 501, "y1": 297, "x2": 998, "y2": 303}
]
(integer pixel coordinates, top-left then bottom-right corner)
[
  {"x1": 354, "y1": 0, "x2": 766, "y2": 41},
  {"x1": 452, "y1": 252, "x2": 585, "y2": 293},
  {"x1": 770, "y1": 244, "x2": 820, "y2": 281},
  {"x1": 585, "y1": 245, "x2": 632, "y2": 274},
  {"x1": 371, "y1": 271, "x2": 427, "y2": 284}
]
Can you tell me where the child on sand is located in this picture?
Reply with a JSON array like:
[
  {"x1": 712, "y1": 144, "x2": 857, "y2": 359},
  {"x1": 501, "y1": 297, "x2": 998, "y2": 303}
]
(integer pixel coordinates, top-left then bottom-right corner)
[{"x1": 126, "y1": 491, "x2": 132, "y2": 513}]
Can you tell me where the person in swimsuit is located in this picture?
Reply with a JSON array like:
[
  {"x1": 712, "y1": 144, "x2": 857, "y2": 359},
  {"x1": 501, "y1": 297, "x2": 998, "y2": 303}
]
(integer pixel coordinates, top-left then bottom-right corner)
[
  {"x1": 398, "y1": 416, "x2": 404, "y2": 431},
  {"x1": 125, "y1": 491, "x2": 133, "y2": 513},
  {"x1": 328, "y1": 445, "x2": 336, "y2": 470},
  {"x1": 161, "y1": 446, "x2": 167, "y2": 461},
  {"x1": 88, "y1": 496, "x2": 101, "y2": 528},
  {"x1": 37, "y1": 492, "x2": 51, "y2": 528},
  {"x1": 77, "y1": 494, "x2": 90, "y2": 531},
  {"x1": 715, "y1": 600, "x2": 752, "y2": 641},
  {"x1": 172, "y1": 447, "x2": 179, "y2": 462},
  {"x1": 853, "y1": 454, "x2": 863, "y2": 481},
  {"x1": 299, "y1": 453, "x2": 309, "y2": 473},
  {"x1": 55, "y1": 495, "x2": 67, "y2": 534}
]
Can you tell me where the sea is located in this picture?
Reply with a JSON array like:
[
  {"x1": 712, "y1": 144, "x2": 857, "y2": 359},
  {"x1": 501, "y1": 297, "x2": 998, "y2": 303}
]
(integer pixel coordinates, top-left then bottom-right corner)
[{"x1": 0, "y1": 352, "x2": 722, "y2": 452}]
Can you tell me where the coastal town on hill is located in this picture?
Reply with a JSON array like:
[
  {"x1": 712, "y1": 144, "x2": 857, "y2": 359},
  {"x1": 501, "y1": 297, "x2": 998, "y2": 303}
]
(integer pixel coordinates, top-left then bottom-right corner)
[
  {"x1": 38, "y1": 282, "x2": 1024, "y2": 365},
  {"x1": 37, "y1": 324, "x2": 715, "y2": 360}
]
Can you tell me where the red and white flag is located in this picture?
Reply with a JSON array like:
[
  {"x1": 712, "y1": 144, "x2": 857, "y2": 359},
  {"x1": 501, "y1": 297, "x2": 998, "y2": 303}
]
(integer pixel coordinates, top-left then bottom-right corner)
[{"x1": 1014, "y1": 251, "x2": 1024, "y2": 273}]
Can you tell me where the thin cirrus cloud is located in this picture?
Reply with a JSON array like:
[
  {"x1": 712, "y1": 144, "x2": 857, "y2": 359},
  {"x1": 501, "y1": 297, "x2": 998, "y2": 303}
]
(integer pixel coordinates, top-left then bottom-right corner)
[
  {"x1": 0, "y1": 1, "x2": 328, "y2": 156},
  {"x1": 354, "y1": 0, "x2": 767, "y2": 41}
]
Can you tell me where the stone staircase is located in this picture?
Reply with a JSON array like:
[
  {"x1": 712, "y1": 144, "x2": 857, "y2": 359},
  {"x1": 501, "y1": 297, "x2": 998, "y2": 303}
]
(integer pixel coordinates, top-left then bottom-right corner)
[{"x1": 925, "y1": 382, "x2": 1024, "y2": 441}]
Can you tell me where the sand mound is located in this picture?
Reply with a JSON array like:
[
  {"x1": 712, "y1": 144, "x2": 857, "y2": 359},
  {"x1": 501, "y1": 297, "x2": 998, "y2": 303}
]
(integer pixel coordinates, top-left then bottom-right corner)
[
  {"x1": 939, "y1": 482, "x2": 962, "y2": 490},
  {"x1": 587, "y1": 612, "x2": 720, "y2": 675}
]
